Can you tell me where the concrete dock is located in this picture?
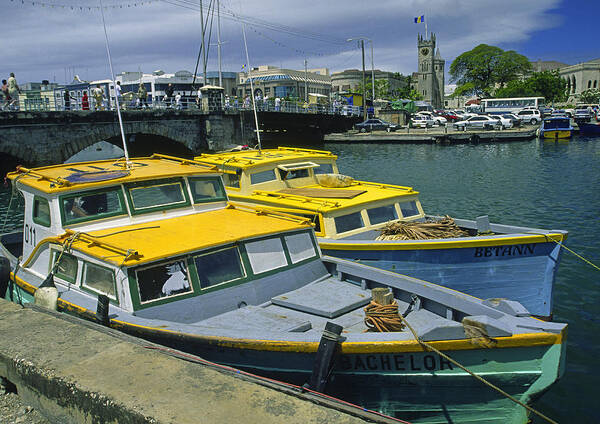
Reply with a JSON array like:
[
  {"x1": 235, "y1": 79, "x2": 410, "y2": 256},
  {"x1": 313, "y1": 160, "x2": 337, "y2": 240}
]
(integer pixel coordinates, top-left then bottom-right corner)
[
  {"x1": 324, "y1": 126, "x2": 537, "y2": 144},
  {"x1": 0, "y1": 299, "x2": 395, "y2": 424}
]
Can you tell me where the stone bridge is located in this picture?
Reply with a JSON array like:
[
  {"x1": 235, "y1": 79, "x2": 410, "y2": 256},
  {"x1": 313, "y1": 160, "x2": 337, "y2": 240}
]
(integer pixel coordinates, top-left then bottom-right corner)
[{"x1": 0, "y1": 110, "x2": 359, "y2": 168}]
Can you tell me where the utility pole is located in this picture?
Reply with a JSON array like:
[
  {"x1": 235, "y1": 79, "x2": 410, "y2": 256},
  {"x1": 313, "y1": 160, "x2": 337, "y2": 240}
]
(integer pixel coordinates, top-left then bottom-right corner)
[
  {"x1": 304, "y1": 59, "x2": 308, "y2": 103},
  {"x1": 370, "y1": 41, "x2": 375, "y2": 103},
  {"x1": 361, "y1": 39, "x2": 366, "y2": 121},
  {"x1": 217, "y1": 0, "x2": 222, "y2": 88}
]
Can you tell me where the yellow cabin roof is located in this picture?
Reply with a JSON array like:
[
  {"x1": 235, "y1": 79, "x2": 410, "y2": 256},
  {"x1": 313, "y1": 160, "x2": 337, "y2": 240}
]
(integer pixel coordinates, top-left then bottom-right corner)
[
  {"x1": 195, "y1": 147, "x2": 336, "y2": 170},
  {"x1": 245, "y1": 181, "x2": 419, "y2": 213},
  {"x1": 6, "y1": 154, "x2": 219, "y2": 194},
  {"x1": 57, "y1": 205, "x2": 311, "y2": 267}
]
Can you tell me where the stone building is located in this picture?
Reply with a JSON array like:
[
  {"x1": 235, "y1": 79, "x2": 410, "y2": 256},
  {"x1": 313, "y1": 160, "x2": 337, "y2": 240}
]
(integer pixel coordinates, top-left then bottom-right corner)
[
  {"x1": 237, "y1": 65, "x2": 331, "y2": 100},
  {"x1": 558, "y1": 58, "x2": 600, "y2": 103},
  {"x1": 411, "y1": 33, "x2": 445, "y2": 109},
  {"x1": 330, "y1": 69, "x2": 407, "y2": 98}
]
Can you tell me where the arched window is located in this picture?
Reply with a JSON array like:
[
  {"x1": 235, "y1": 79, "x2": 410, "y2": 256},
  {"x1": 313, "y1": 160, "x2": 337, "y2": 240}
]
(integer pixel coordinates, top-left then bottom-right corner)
[
  {"x1": 588, "y1": 80, "x2": 592, "y2": 89},
  {"x1": 594, "y1": 80, "x2": 598, "y2": 88},
  {"x1": 572, "y1": 76, "x2": 576, "y2": 93}
]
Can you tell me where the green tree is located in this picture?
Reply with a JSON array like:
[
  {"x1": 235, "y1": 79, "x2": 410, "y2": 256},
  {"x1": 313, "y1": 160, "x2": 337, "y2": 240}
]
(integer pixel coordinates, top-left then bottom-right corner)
[
  {"x1": 579, "y1": 88, "x2": 600, "y2": 104},
  {"x1": 495, "y1": 71, "x2": 567, "y2": 103},
  {"x1": 450, "y1": 44, "x2": 531, "y2": 96}
]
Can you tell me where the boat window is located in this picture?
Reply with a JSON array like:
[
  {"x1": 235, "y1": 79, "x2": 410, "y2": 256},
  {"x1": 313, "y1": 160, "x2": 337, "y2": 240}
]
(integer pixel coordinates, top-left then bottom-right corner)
[
  {"x1": 399, "y1": 201, "x2": 420, "y2": 218},
  {"x1": 284, "y1": 232, "x2": 317, "y2": 263},
  {"x1": 53, "y1": 252, "x2": 78, "y2": 284},
  {"x1": 61, "y1": 187, "x2": 125, "y2": 225},
  {"x1": 222, "y1": 172, "x2": 240, "y2": 189},
  {"x1": 314, "y1": 163, "x2": 334, "y2": 175},
  {"x1": 194, "y1": 246, "x2": 245, "y2": 289},
  {"x1": 188, "y1": 176, "x2": 227, "y2": 204},
  {"x1": 136, "y1": 259, "x2": 192, "y2": 303},
  {"x1": 245, "y1": 237, "x2": 288, "y2": 274},
  {"x1": 298, "y1": 214, "x2": 321, "y2": 233},
  {"x1": 82, "y1": 262, "x2": 117, "y2": 300},
  {"x1": 33, "y1": 196, "x2": 51, "y2": 227},
  {"x1": 250, "y1": 169, "x2": 277, "y2": 185},
  {"x1": 367, "y1": 205, "x2": 398, "y2": 225},
  {"x1": 127, "y1": 179, "x2": 189, "y2": 212},
  {"x1": 334, "y1": 212, "x2": 364, "y2": 234},
  {"x1": 280, "y1": 168, "x2": 309, "y2": 180}
]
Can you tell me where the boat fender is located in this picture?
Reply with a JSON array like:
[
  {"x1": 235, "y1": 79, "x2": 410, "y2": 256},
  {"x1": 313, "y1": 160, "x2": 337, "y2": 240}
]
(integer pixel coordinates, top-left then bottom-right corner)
[
  {"x1": 307, "y1": 321, "x2": 343, "y2": 392},
  {"x1": 96, "y1": 294, "x2": 110, "y2": 326},
  {"x1": 34, "y1": 273, "x2": 58, "y2": 311},
  {"x1": 316, "y1": 173, "x2": 354, "y2": 188},
  {"x1": 0, "y1": 256, "x2": 10, "y2": 299}
]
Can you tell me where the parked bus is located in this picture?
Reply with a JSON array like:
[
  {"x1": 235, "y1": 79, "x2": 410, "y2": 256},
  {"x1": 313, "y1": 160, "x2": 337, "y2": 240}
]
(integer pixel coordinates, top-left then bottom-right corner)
[{"x1": 481, "y1": 97, "x2": 545, "y2": 114}]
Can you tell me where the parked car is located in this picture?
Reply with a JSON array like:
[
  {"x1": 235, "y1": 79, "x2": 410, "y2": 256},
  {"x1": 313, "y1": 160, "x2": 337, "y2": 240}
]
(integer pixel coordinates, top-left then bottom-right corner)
[
  {"x1": 417, "y1": 111, "x2": 447, "y2": 125},
  {"x1": 516, "y1": 109, "x2": 542, "y2": 124},
  {"x1": 539, "y1": 107, "x2": 554, "y2": 117},
  {"x1": 502, "y1": 113, "x2": 522, "y2": 128},
  {"x1": 438, "y1": 110, "x2": 461, "y2": 122},
  {"x1": 453, "y1": 115, "x2": 502, "y2": 131},
  {"x1": 354, "y1": 118, "x2": 399, "y2": 132},
  {"x1": 410, "y1": 115, "x2": 434, "y2": 128},
  {"x1": 488, "y1": 115, "x2": 513, "y2": 129},
  {"x1": 573, "y1": 108, "x2": 592, "y2": 124}
]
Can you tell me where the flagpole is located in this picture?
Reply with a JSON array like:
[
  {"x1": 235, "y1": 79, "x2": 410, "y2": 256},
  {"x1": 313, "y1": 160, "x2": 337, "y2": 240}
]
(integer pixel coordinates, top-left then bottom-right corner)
[{"x1": 425, "y1": 18, "x2": 428, "y2": 39}]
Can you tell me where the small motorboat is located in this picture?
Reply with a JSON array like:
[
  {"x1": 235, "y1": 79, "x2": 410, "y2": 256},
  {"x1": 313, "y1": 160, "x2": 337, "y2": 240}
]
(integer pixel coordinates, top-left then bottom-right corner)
[{"x1": 539, "y1": 116, "x2": 573, "y2": 139}]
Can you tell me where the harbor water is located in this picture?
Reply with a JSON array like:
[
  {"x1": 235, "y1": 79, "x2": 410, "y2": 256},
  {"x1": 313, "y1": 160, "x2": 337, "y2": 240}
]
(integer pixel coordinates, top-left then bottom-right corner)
[{"x1": 1, "y1": 135, "x2": 599, "y2": 422}]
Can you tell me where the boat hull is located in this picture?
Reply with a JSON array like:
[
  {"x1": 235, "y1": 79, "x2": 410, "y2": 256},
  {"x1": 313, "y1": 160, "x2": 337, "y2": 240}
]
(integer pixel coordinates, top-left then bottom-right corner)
[
  {"x1": 541, "y1": 129, "x2": 572, "y2": 139},
  {"x1": 578, "y1": 122, "x2": 600, "y2": 135},
  {"x1": 321, "y1": 237, "x2": 564, "y2": 318},
  {"x1": 115, "y1": 323, "x2": 566, "y2": 424}
]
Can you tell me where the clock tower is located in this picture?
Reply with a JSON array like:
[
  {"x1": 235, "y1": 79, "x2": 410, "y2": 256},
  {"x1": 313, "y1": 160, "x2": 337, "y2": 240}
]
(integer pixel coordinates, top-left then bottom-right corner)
[{"x1": 416, "y1": 33, "x2": 445, "y2": 109}]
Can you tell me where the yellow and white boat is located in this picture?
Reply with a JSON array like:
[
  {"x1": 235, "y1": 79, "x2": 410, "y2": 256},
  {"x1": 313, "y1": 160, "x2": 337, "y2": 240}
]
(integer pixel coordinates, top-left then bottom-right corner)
[
  {"x1": 194, "y1": 147, "x2": 568, "y2": 319},
  {"x1": 0, "y1": 154, "x2": 567, "y2": 423}
]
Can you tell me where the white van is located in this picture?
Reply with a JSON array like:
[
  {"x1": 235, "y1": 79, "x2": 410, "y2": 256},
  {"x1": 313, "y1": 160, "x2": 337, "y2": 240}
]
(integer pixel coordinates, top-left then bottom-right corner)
[{"x1": 516, "y1": 109, "x2": 542, "y2": 124}]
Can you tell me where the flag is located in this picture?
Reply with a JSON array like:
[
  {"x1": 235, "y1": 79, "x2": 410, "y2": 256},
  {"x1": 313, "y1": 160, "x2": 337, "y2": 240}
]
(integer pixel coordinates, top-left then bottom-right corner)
[{"x1": 414, "y1": 15, "x2": 424, "y2": 23}]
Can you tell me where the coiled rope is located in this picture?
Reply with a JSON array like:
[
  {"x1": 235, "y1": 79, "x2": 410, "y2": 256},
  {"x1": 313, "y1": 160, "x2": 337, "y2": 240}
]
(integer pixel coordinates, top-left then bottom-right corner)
[{"x1": 363, "y1": 300, "x2": 405, "y2": 332}]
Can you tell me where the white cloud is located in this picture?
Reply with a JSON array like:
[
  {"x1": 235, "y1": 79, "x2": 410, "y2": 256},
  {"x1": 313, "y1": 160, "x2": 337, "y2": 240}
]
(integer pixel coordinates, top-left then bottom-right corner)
[{"x1": 5, "y1": 0, "x2": 563, "y2": 84}]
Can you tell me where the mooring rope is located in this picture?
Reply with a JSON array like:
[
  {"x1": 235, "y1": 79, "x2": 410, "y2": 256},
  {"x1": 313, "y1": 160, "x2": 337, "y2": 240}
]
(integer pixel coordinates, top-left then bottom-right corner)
[
  {"x1": 543, "y1": 234, "x2": 600, "y2": 272},
  {"x1": 397, "y1": 313, "x2": 559, "y2": 424}
]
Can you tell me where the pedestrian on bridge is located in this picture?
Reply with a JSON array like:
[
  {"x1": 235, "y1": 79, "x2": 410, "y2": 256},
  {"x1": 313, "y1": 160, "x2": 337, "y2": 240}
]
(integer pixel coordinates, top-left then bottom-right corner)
[
  {"x1": 1, "y1": 79, "x2": 9, "y2": 110},
  {"x1": 81, "y1": 92, "x2": 89, "y2": 110},
  {"x1": 92, "y1": 84, "x2": 104, "y2": 111},
  {"x1": 7, "y1": 73, "x2": 20, "y2": 111},
  {"x1": 137, "y1": 83, "x2": 148, "y2": 108},
  {"x1": 63, "y1": 90, "x2": 71, "y2": 111}
]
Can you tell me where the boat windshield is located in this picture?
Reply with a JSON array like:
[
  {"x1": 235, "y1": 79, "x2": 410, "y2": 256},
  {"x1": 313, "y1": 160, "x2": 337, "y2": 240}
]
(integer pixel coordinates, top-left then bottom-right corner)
[
  {"x1": 61, "y1": 187, "x2": 126, "y2": 225},
  {"x1": 544, "y1": 119, "x2": 570, "y2": 129}
]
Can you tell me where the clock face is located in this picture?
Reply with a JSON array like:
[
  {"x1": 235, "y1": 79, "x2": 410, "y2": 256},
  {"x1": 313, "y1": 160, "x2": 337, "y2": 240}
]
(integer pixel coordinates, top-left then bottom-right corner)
[{"x1": 421, "y1": 48, "x2": 429, "y2": 56}]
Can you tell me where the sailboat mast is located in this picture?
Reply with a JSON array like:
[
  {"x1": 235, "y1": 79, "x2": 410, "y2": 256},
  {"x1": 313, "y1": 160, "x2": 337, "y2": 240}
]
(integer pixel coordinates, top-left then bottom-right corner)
[
  {"x1": 200, "y1": 0, "x2": 207, "y2": 84},
  {"x1": 242, "y1": 24, "x2": 262, "y2": 154},
  {"x1": 217, "y1": 0, "x2": 223, "y2": 88},
  {"x1": 98, "y1": 0, "x2": 130, "y2": 166}
]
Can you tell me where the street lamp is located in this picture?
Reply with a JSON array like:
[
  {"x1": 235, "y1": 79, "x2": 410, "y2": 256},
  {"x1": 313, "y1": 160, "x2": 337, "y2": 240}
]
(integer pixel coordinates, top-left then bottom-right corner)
[{"x1": 347, "y1": 37, "x2": 375, "y2": 119}]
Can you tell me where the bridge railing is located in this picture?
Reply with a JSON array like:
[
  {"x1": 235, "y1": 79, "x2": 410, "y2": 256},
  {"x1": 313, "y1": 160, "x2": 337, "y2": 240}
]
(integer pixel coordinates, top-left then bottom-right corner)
[{"x1": 4, "y1": 95, "x2": 363, "y2": 117}]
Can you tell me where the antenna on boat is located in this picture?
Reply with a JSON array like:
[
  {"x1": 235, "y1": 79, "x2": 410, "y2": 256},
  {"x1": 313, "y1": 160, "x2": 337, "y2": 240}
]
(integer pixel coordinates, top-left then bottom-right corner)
[
  {"x1": 99, "y1": 0, "x2": 131, "y2": 168},
  {"x1": 241, "y1": 23, "x2": 262, "y2": 154}
]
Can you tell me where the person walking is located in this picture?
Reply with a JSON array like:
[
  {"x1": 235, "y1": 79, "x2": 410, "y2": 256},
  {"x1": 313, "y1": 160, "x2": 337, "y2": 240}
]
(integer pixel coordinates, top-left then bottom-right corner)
[
  {"x1": 195, "y1": 86, "x2": 202, "y2": 109},
  {"x1": 92, "y1": 84, "x2": 104, "y2": 110},
  {"x1": 164, "y1": 83, "x2": 174, "y2": 107},
  {"x1": 63, "y1": 89, "x2": 71, "y2": 111},
  {"x1": 81, "y1": 91, "x2": 89, "y2": 110},
  {"x1": 137, "y1": 83, "x2": 148, "y2": 108},
  {"x1": 1, "y1": 79, "x2": 9, "y2": 110},
  {"x1": 114, "y1": 81, "x2": 122, "y2": 109},
  {"x1": 174, "y1": 92, "x2": 182, "y2": 110},
  {"x1": 7, "y1": 73, "x2": 20, "y2": 110}
]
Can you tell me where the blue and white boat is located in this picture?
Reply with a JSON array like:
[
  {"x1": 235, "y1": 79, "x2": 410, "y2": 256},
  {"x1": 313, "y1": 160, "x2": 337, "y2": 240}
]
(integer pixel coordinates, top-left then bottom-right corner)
[
  {"x1": 539, "y1": 116, "x2": 573, "y2": 139},
  {"x1": 195, "y1": 147, "x2": 568, "y2": 319}
]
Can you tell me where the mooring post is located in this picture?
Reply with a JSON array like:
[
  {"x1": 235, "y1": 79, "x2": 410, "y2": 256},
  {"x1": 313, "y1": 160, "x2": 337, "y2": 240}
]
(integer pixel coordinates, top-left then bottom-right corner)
[
  {"x1": 96, "y1": 294, "x2": 110, "y2": 326},
  {"x1": 307, "y1": 322, "x2": 343, "y2": 392}
]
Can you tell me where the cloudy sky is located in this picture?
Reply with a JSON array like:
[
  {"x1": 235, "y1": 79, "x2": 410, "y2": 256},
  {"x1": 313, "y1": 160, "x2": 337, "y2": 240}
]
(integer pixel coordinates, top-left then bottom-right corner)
[{"x1": 5, "y1": 0, "x2": 598, "y2": 85}]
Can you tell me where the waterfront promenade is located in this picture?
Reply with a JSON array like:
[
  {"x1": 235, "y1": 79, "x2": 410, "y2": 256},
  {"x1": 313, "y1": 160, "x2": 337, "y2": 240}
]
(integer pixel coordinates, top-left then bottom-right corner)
[{"x1": 0, "y1": 299, "x2": 394, "y2": 424}]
